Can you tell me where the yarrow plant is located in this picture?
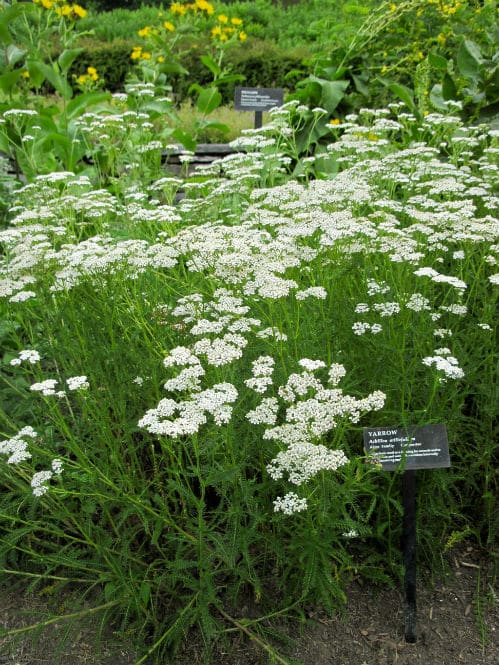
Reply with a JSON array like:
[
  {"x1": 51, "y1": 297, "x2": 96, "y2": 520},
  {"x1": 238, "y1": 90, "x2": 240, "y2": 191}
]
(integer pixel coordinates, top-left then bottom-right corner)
[{"x1": 0, "y1": 93, "x2": 497, "y2": 663}]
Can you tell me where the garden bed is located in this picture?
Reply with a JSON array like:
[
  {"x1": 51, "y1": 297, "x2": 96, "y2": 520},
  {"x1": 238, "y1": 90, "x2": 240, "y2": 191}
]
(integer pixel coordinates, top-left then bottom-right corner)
[{"x1": 1, "y1": 544, "x2": 497, "y2": 665}]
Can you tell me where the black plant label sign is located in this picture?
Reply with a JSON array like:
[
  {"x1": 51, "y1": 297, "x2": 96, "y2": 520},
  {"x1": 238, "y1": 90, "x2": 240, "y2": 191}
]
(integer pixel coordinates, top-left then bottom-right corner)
[
  {"x1": 363, "y1": 424, "x2": 451, "y2": 471},
  {"x1": 234, "y1": 87, "x2": 284, "y2": 112}
]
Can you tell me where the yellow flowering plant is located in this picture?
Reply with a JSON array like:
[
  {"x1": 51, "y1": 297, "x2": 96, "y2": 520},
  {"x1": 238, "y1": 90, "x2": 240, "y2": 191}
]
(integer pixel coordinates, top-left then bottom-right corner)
[
  {"x1": 0, "y1": 0, "x2": 93, "y2": 102},
  {"x1": 128, "y1": 0, "x2": 247, "y2": 148},
  {"x1": 0, "y1": 0, "x2": 111, "y2": 177}
]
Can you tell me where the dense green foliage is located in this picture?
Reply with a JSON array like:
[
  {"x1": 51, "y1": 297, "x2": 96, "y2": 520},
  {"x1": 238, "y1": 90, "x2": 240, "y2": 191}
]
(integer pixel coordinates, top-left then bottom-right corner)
[{"x1": 0, "y1": 1, "x2": 498, "y2": 664}]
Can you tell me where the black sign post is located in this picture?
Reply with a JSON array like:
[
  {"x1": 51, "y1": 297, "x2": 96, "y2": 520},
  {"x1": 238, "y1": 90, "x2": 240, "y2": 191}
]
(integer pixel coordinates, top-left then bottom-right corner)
[
  {"x1": 234, "y1": 87, "x2": 284, "y2": 129},
  {"x1": 363, "y1": 424, "x2": 450, "y2": 643}
]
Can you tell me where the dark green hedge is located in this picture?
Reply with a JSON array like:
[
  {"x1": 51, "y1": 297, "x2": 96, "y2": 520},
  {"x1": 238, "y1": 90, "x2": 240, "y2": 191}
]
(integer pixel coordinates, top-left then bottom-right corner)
[
  {"x1": 70, "y1": 38, "x2": 310, "y2": 101},
  {"x1": 71, "y1": 40, "x2": 135, "y2": 92}
]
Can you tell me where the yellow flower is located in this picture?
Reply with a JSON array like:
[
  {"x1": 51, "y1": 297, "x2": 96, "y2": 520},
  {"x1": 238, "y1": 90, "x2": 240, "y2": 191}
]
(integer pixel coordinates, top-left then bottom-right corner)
[
  {"x1": 71, "y1": 3, "x2": 87, "y2": 18},
  {"x1": 437, "y1": 33, "x2": 446, "y2": 46},
  {"x1": 195, "y1": 0, "x2": 214, "y2": 14},
  {"x1": 22, "y1": 70, "x2": 30, "y2": 78},
  {"x1": 381, "y1": 65, "x2": 388, "y2": 74},
  {"x1": 239, "y1": 30, "x2": 247, "y2": 42},
  {"x1": 170, "y1": 2, "x2": 187, "y2": 15},
  {"x1": 231, "y1": 17, "x2": 243, "y2": 26},
  {"x1": 389, "y1": 2, "x2": 397, "y2": 11},
  {"x1": 218, "y1": 14, "x2": 228, "y2": 23},
  {"x1": 76, "y1": 74, "x2": 87, "y2": 85},
  {"x1": 131, "y1": 46, "x2": 142, "y2": 60},
  {"x1": 138, "y1": 26, "x2": 151, "y2": 37},
  {"x1": 211, "y1": 25, "x2": 222, "y2": 38},
  {"x1": 141, "y1": 51, "x2": 152, "y2": 60},
  {"x1": 87, "y1": 66, "x2": 98, "y2": 80},
  {"x1": 329, "y1": 118, "x2": 340, "y2": 125},
  {"x1": 40, "y1": 0, "x2": 53, "y2": 9},
  {"x1": 157, "y1": 55, "x2": 165, "y2": 63},
  {"x1": 163, "y1": 20, "x2": 175, "y2": 31},
  {"x1": 55, "y1": 4, "x2": 71, "y2": 16}
]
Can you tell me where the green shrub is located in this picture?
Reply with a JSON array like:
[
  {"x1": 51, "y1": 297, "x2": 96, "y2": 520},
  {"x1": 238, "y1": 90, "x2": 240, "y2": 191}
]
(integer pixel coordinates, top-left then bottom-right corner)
[
  {"x1": 68, "y1": 37, "x2": 310, "y2": 100},
  {"x1": 70, "y1": 39, "x2": 135, "y2": 92},
  {"x1": 79, "y1": 6, "x2": 169, "y2": 42}
]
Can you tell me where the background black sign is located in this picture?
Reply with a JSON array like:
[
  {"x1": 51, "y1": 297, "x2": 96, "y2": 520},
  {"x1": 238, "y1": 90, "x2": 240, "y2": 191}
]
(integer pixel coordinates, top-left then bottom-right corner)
[
  {"x1": 363, "y1": 424, "x2": 450, "y2": 471},
  {"x1": 234, "y1": 87, "x2": 284, "y2": 112}
]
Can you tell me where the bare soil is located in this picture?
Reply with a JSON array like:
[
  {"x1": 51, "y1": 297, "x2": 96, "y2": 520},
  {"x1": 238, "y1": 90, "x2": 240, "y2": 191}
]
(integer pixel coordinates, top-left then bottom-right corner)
[{"x1": 1, "y1": 544, "x2": 497, "y2": 665}]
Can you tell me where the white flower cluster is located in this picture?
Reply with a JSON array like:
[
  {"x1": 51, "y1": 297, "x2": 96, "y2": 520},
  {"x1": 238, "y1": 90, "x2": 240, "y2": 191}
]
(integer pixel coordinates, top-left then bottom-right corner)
[
  {"x1": 138, "y1": 383, "x2": 238, "y2": 437},
  {"x1": 440, "y1": 304, "x2": 467, "y2": 316},
  {"x1": 295, "y1": 286, "x2": 328, "y2": 300},
  {"x1": 256, "y1": 327, "x2": 288, "y2": 341},
  {"x1": 10, "y1": 349, "x2": 41, "y2": 366},
  {"x1": 193, "y1": 333, "x2": 247, "y2": 367},
  {"x1": 0, "y1": 426, "x2": 37, "y2": 464},
  {"x1": 66, "y1": 375, "x2": 89, "y2": 391},
  {"x1": 163, "y1": 346, "x2": 205, "y2": 392},
  {"x1": 405, "y1": 293, "x2": 431, "y2": 312},
  {"x1": 298, "y1": 358, "x2": 326, "y2": 371},
  {"x1": 30, "y1": 379, "x2": 63, "y2": 397},
  {"x1": 422, "y1": 353, "x2": 465, "y2": 381},
  {"x1": 246, "y1": 397, "x2": 279, "y2": 425},
  {"x1": 259, "y1": 362, "x2": 385, "y2": 511},
  {"x1": 352, "y1": 322, "x2": 383, "y2": 335},
  {"x1": 373, "y1": 301, "x2": 401, "y2": 317},
  {"x1": 267, "y1": 442, "x2": 349, "y2": 485},
  {"x1": 244, "y1": 355, "x2": 275, "y2": 393},
  {"x1": 273, "y1": 492, "x2": 308, "y2": 515},
  {"x1": 31, "y1": 458, "x2": 63, "y2": 497},
  {"x1": 414, "y1": 267, "x2": 467, "y2": 292},
  {"x1": 367, "y1": 279, "x2": 390, "y2": 296}
]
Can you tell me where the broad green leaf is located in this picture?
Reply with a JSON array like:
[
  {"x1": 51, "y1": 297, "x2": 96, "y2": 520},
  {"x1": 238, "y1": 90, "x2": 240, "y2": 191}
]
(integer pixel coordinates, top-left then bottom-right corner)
[
  {"x1": 0, "y1": 70, "x2": 24, "y2": 95},
  {"x1": 6, "y1": 45, "x2": 26, "y2": 69},
  {"x1": 39, "y1": 131, "x2": 71, "y2": 153},
  {"x1": 213, "y1": 73, "x2": 245, "y2": 86},
  {"x1": 66, "y1": 91, "x2": 110, "y2": 120},
  {"x1": 159, "y1": 62, "x2": 189, "y2": 76},
  {"x1": 442, "y1": 72, "x2": 457, "y2": 100},
  {"x1": 457, "y1": 39, "x2": 483, "y2": 80},
  {"x1": 200, "y1": 54, "x2": 221, "y2": 77},
  {"x1": 172, "y1": 128, "x2": 196, "y2": 152},
  {"x1": 294, "y1": 79, "x2": 323, "y2": 106},
  {"x1": 388, "y1": 82, "x2": 416, "y2": 113},
  {"x1": 195, "y1": 86, "x2": 222, "y2": 115},
  {"x1": 0, "y1": 3, "x2": 35, "y2": 43},
  {"x1": 198, "y1": 121, "x2": 230, "y2": 135},
  {"x1": 429, "y1": 84, "x2": 448, "y2": 111},
  {"x1": 352, "y1": 73, "x2": 369, "y2": 96},
  {"x1": 28, "y1": 60, "x2": 73, "y2": 99},
  {"x1": 58, "y1": 48, "x2": 84, "y2": 74},
  {"x1": 26, "y1": 60, "x2": 45, "y2": 89},
  {"x1": 317, "y1": 78, "x2": 349, "y2": 113},
  {"x1": 428, "y1": 52, "x2": 448, "y2": 71}
]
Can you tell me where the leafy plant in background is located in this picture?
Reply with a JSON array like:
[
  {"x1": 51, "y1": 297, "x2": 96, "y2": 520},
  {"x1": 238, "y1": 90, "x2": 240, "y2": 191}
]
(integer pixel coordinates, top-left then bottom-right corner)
[
  {"x1": 287, "y1": 0, "x2": 499, "y2": 152},
  {"x1": 128, "y1": 0, "x2": 247, "y2": 148},
  {"x1": 0, "y1": 0, "x2": 111, "y2": 177}
]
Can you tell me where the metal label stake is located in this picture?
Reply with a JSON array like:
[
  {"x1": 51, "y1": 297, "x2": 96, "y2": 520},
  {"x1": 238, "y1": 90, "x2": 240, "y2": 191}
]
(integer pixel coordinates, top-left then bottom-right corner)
[
  {"x1": 402, "y1": 469, "x2": 417, "y2": 642},
  {"x1": 363, "y1": 424, "x2": 451, "y2": 644}
]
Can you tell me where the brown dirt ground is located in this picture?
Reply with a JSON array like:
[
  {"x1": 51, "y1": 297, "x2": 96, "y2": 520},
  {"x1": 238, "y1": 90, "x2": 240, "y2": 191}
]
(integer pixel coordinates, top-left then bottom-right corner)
[{"x1": 1, "y1": 544, "x2": 497, "y2": 665}]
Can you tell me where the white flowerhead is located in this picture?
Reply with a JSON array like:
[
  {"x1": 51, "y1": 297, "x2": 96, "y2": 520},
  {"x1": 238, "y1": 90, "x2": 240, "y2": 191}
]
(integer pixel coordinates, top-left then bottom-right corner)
[{"x1": 66, "y1": 376, "x2": 89, "y2": 391}]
